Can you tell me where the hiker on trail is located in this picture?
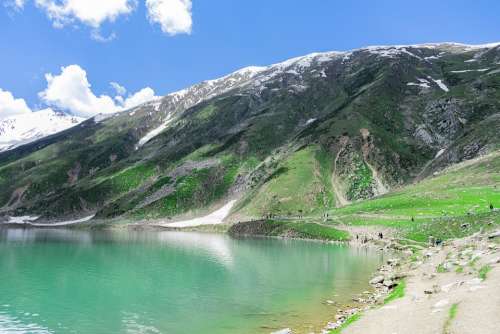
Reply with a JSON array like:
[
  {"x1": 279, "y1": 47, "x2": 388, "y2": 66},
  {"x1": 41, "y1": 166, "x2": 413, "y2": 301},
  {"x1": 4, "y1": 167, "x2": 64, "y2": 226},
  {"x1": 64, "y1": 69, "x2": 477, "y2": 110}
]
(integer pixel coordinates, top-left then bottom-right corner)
[
  {"x1": 379, "y1": 232, "x2": 383, "y2": 239},
  {"x1": 491, "y1": 204, "x2": 494, "y2": 211},
  {"x1": 356, "y1": 234, "x2": 359, "y2": 241},
  {"x1": 429, "y1": 235, "x2": 435, "y2": 247},
  {"x1": 411, "y1": 217, "x2": 415, "y2": 222}
]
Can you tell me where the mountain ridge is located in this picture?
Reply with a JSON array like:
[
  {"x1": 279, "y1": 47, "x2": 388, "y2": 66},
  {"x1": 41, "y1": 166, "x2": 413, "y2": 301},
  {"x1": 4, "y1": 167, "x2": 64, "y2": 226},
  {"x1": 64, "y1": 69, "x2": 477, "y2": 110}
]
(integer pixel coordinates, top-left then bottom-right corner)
[{"x1": 0, "y1": 41, "x2": 499, "y2": 224}]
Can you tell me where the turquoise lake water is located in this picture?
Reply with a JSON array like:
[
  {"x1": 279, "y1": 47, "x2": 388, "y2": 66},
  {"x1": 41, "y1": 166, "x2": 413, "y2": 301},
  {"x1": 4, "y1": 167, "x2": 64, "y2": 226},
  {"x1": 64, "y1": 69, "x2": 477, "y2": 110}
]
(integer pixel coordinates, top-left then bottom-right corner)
[{"x1": 0, "y1": 228, "x2": 383, "y2": 334}]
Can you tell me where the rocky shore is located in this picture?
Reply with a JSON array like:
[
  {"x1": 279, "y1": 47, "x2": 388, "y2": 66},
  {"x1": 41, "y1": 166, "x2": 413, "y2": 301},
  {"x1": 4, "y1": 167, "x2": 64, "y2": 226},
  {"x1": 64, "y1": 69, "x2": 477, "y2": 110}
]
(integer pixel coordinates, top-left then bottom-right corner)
[{"x1": 323, "y1": 229, "x2": 500, "y2": 334}]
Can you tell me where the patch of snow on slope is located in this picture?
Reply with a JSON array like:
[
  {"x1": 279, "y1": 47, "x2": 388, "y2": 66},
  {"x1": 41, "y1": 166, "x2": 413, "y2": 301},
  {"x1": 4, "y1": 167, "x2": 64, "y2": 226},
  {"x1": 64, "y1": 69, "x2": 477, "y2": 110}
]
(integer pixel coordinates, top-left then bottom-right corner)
[
  {"x1": 435, "y1": 148, "x2": 446, "y2": 158},
  {"x1": 4, "y1": 215, "x2": 95, "y2": 226},
  {"x1": 163, "y1": 200, "x2": 237, "y2": 228},
  {"x1": 30, "y1": 215, "x2": 95, "y2": 227},
  {"x1": 366, "y1": 46, "x2": 423, "y2": 60},
  {"x1": 136, "y1": 114, "x2": 175, "y2": 149},
  {"x1": 407, "y1": 77, "x2": 430, "y2": 89},
  {"x1": 407, "y1": 82, "x2": 430, "y2": 89},
  {"x1": 451, "y1": 68, "x2": 490, "y2": 73},
  {"x1": 428, "y1": 77, "x2": 449, "y2": 92},
  {"x1": 5, "y1": 216, "x2": 39, "y2": 224}
]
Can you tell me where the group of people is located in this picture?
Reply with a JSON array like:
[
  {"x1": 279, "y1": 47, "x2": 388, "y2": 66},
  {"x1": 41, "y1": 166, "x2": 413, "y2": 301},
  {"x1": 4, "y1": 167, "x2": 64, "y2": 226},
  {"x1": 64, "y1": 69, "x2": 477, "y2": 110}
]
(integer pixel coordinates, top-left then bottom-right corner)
[{"x1": 355, "y1": 232, "x2": 384, "y2": 244}]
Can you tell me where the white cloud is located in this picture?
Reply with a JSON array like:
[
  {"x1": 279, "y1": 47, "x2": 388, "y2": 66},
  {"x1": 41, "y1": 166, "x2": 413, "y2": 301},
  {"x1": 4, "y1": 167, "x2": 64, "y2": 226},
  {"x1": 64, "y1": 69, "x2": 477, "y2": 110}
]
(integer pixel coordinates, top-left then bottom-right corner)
[
  {"x1": 39, "y1": 65, "x2": 117, "y2": 117},
  {"x1": 110, "y1": 82, "x2": 127, "y2": 96},
  {"x1": 122, "y1": 87, "x2": 158, "y2": 109},
  {"x1": 39, "y1": 65, "x2": 159, "y2": 118},
  {"x1": 91, "y1": 30, "x2": 117, "y2": 43},
  {"x1": 10, "y1": 0, "x2": 194, "y2": 39},
  {"x1": 12, "y1": 0, "x2": 26, "y2": 9},
  {"x1": 0, "y1": 88, "x2": 32, "y2": 119},
  {"x1": 146, "y1": 0, "x2": 192, "y2": 36},
  {"x1": 34, "y1": 0, "x2": 137, "y2": 28}
]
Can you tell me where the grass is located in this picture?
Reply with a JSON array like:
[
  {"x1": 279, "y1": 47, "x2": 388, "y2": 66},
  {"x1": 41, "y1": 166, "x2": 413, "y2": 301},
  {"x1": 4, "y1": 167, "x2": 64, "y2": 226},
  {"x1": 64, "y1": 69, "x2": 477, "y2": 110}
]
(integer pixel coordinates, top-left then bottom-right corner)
[
  {"x1": 255, "y1": 220, "x2": 350, "y2": 241},
  {"x1": 328, "y1": 313, "x2": 362, "y2": 334},
  {"x1": 383, "y1": 280, "x2": 406, "y2": 305},
  {"x1": 443, "y1": 303, "x2": 459, "y2": 334},
  {"x1": 437, "y1": 263, "x2": 448, "y2": 273},
  {"x1": 326, "y1": 152, "x2": 500, "y2": 241},
  {"x1": 242, "y1": 146, "x2": 334, "y2": 217},
  {"x1": 479, "y1": 265, "x2": 492, "y2": 280}
]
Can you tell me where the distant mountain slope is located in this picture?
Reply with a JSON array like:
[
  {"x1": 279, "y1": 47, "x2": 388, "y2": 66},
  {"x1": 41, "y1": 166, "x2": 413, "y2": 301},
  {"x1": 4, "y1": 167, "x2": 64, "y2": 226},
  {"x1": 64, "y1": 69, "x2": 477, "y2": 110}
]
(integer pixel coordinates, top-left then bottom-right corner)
[
  {"x1": 0, "y1": 42, "x2": 499, "y2": 223},
  {"x1": 0, "y1": 109, "x2": 83, "y2": 152}
]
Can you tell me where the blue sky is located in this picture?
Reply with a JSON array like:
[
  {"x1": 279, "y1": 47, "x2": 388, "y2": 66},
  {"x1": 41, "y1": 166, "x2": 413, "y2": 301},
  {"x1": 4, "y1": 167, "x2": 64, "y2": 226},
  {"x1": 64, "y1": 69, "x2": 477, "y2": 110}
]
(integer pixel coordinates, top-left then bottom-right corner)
[{"x1": 1, "y1": 0, "x2": 499, "y2": 118}]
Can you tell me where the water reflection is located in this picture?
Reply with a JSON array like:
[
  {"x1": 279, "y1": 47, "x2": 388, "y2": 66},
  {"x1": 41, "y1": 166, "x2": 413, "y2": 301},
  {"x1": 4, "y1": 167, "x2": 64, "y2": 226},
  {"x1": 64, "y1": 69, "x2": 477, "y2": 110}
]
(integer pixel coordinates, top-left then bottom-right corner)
[{"x1": 0, "y1": 228, "x2": 384, "y2": 334}]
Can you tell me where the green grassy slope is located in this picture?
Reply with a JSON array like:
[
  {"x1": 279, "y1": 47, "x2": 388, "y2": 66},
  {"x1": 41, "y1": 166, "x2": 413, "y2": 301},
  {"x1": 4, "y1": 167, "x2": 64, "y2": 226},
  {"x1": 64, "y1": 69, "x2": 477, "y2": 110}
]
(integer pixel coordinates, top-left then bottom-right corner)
[{"x1": 325, "y1": 151, "x2": 500, "y2": 241}]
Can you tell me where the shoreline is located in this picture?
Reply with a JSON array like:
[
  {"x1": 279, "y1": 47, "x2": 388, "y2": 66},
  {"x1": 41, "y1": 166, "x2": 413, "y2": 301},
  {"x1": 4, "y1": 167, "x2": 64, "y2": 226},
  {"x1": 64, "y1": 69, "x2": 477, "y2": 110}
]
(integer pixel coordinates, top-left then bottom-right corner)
[
  {"x1": 2, "y1": 219, "x2": 498, "y2": 334},
  {"x1": 319, "y1": 229, "x2": 500, "y2": 334}
]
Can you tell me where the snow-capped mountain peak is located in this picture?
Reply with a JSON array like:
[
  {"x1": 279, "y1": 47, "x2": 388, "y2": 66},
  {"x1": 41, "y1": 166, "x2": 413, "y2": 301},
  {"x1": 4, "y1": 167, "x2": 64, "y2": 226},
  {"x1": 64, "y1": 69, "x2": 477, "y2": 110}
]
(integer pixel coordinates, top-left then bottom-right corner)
[{"x1": 0, "y1": 109, "x2": 84, "y2": 152}]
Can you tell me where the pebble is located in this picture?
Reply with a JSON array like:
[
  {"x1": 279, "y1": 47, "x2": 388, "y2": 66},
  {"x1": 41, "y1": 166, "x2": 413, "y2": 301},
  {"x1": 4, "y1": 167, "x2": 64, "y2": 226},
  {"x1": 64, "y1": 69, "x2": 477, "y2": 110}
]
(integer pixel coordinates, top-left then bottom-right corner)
[
  {"x1": 271, "y1": 329, "x2": 292, "y2": 334},
  {"x1": 433, "y1": 299, "x2": 449, "y2": 308}
]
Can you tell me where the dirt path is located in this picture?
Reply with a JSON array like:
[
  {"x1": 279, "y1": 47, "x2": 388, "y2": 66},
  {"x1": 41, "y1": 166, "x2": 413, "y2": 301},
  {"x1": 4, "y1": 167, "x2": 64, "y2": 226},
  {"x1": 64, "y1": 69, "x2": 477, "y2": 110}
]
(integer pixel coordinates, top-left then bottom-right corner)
[
  {"x1": 332, "y1": 147, "x2": 350, "y2": 207},
  {"x1": 364, "y1": 161, "x2": 389, "y2": 196},
  {"x1": 343, "y1": 232, "x2": 500, "y2": 334}
]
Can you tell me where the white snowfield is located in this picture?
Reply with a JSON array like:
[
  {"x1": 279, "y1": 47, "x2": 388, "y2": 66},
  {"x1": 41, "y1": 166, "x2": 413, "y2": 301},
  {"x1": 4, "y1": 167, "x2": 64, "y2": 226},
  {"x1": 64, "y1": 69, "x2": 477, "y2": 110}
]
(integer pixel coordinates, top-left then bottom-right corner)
[
  {"x1": 4, "y1": 215, "x2": 95, "y2": 226},
  {"x1": 451, "y1": 68, "x2": 490, "y2": 73},
  {"x1": 0, "y1": 109, "x2": 83, "y2": 152},
  {"x1": 160, "y1": 200, "x2": 237, "y2": 228},
  {"x1": 136, "y1": 113, "x2": 174, "y2": 148},
  {"x1": 427, "y1": 77, "x2": 450, "y2": 92}
]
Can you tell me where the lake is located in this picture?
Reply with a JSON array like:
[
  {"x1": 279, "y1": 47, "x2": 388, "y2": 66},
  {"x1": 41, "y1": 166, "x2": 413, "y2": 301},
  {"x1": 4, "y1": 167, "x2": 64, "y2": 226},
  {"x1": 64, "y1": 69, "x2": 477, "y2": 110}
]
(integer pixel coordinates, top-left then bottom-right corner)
[{"x1": 0, "y1": 228, "x2": 383, "y2": 334}]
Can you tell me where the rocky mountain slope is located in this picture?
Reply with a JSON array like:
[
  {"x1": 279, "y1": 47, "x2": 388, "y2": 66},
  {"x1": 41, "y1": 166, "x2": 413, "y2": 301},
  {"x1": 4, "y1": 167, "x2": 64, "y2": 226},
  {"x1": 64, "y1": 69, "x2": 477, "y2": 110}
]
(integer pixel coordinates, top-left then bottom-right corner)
[
  {"x1": 0, "y1": 109, "x2": 83, "y2": 152},
  {"x1": 0, "y1": 42, "x2": 499, "y2": 223}
]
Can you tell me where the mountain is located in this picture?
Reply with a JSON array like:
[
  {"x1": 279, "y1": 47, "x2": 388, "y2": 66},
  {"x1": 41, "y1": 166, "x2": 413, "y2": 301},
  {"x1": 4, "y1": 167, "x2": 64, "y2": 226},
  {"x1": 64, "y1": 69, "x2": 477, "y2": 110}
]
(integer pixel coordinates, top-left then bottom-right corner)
[
  {"x1": 0, "y1": 109, "x2": 83, "y2": 152},
  {"x1": 0, "y1": 42, "x2": 499, "y2": 223}
]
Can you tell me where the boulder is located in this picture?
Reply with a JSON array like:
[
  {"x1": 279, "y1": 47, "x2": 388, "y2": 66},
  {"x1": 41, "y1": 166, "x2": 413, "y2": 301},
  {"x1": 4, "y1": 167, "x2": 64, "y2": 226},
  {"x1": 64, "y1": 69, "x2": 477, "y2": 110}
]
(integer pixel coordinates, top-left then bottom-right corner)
[
  {"x1": 387, "y1": 258, "x2": 399, "y2": 266},
  {"x1": 369, "y1": 275, "x2": 385, "y2": 285},
  {"x1": 383, "y1": 279, "x2": 396, "y2": 288},
  {"x1": 488, "y1": 231, "x2": 500, "y2": 239}
]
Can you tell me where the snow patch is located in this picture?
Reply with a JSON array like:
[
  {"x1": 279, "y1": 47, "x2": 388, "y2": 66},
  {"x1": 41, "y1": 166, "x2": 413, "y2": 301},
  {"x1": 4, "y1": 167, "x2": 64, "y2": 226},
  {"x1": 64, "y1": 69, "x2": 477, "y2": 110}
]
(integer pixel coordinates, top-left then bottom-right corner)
[
  {"x1": 162, "y1": 200, "x2": 236, "y2": 228},
  {"x1": 428, "y1": 77, "x2": 449, "y2": 92},
  {"x1": 3, "y1": 215, "x2": 94, "y2": 226},
  {"x1": 435, "y1": 148, "x2": 446, "y2": 158},
  {"x1": 451, "y1": 68, "x2": 490, "y2": 73},
  {"x1": 407, "y1": 78, "x2": 430, "y2": 89},
  {"x1": 306, "y1": 118, "x2": 317, "y2": 125},
  {"x1": 136, "y1": 114, "x2": 174, "y2": 148},
  {"x1": 5, "y1": 216, "x2": 39, "y2": 224},
  {"x1": 30, "y1": 215, "x2": 95, "y2": 227},
  {"x1": 407, "y1": 82, "x2": 430, "y2": 89}
]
